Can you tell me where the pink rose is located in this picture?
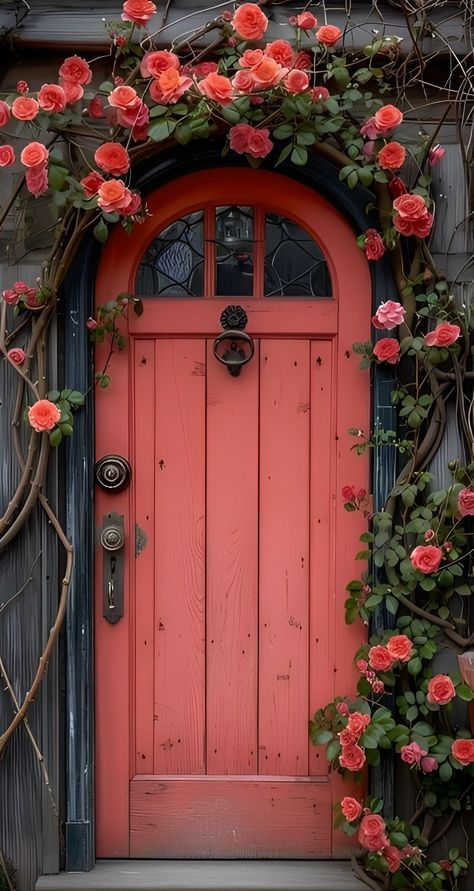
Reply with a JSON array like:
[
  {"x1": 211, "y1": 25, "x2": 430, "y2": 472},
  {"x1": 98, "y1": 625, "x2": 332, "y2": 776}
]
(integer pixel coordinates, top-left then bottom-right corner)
[
  {"x1": 284, "y1": 70, "x2": 309, "y2": 94},
  {"x1": 229, "y1": 124, "x2": 273, "y2": 159},
  {"x1": 368, "y1": 645, "x2": 394, "y2": 672},
  {"x1": 108, "y1": 85, "x2": 140, "y2": 110},
  {"x1": 393, "y1": 193, "x2": 433, "y2": 238},
  {"x1": 0, "y1": 145, "x2": 15, "y2": 167},
  {"x1": 149, "y1": 69, "x2": 192, "y2": 105},
  {"x1": 310, "y1": 86, "x2": 330, "y2": 102},
  {"x1": 60, "y1": 79, "x2": 84, "y2": 105},
  {"x1": 378, "y1": 141, "x2": 406, "y2": 171},
  {"x1": 451, "y1": 738, "x2": 474, "y2": 766},
  {"x1": 347, "y1": 712, "x2": 371, "y2": 736},
  {"x1": 384, "y1": 846, "x2": 402, "y2": 873},
  {"x1": 140, "y1": 50, "x2": 179, "y2": 78},
  {"x1": 94, "y1": 143, "x2": 130, "y2": 176},
  {"x1": 293, "y1": 52, "x2": 312, "y2": 70},
  {"x1": 26, "y1": 166, "x2": 48, "y2": 197},
  {"x1": 28, "y1": 399, "x2": 61, "y2": 432},
  {"x1": 198, "y1": 72, "x2": 234, "y2": 105},
  {"x1": 116, "y1": 100, "x2": 149, "y2": 134},
  {"x1": 364, "y1": 229, "x2": 386, "y2": 261},
  {"x1": 316, "y1": 25, "x2": 342, "y2": 46},
  {"x1": 0, "y1": 100, "x2": 11, "y2": 127},
  {"x1": 424, "y1": 322, "x2": 460, "y2": 347},
  {"x1": 59, "y1": 55, "x2": 92, "y2": 85},
  {"x1": 339, "y1": 744, "x2": 366, "y2": 771},
  {"x1": 87, "y1": 97, "x2": 105, "y2": 119},
  {"x1": 97, "y1": 179, "x2": 134, "y2": 214},
  {"x1": 386, "y1": 634, "x2": 413, "y2": 663},
  {"x1": 364, "y1": 832, "x2": 390, "y2": 852},
  {"x1": 20, "y1": 142, "x2": 49, "y2": 169},
  {"x1": 7, "y1": 348, "x2": 26, "y2": 365},
  {"x1": 428, "y1": 144, "x2": 445, "y2": 166},
  {"x1": 337, "y1": 701, "x2": 349, "y2": 716},
  {"x1": 420, "y1": 756, "x2": 438, "y2": 773},
  {"x1": 80, "y1": 171, "x2": 105, "y2": 197},
  {"x1": 458, "y1": 488, "x2": 474, "y2": 517},
  {"x1": 410, "y1": 545, "x2": 443, "y2": 574},
  {"x1": 341, "y1": 797, "x2": 362, "y2": 822},
  {"x1": 373, "y1": 338, "x2": 401, "y2": 364},
  {"x1": 13, "y1": 281, "x2": 29, "y2": 294},
  {"x1": 356, "y1": 659, "x2": 368, "y2": 672},
  {"x1": 2, "y1": 289, "x2": 19, "y2": 306},
  {"x1": 372, "y1": 300, "x2": 406, "y2": 330},
  {"x1": 292, "y1": 12, "x2": 318, "y2": 30},
  {"x1": 424, "y1": 529, "x2": 436, "y2": 541},
  {"x1": 249, "y1": 57, "x2": 287, "y2": 88},
  {"x1": 11, "y1": 96, "x2": 39, "y2": 121},
  {"x1": 265, "y1": 40, "x2": 294, "y2": 67},
  {"x1": 86, "y1": 317, "x2": 98, "y2": 330},
  {"x1": 358, "y1": 813, "x2": 386, "y2": 838},
  {"x1": 341, "y1": 484, "x2": 356, "y2": 501},
  {"x1": 372, "y1": 680, "x2": 385, "y2": 694},
  {"x1": 374, "y1": 104, "x2": 403, "y2": 133},
  {"x1": 38, "y1": 83, "x2": 67, "y2": 113},
  {"x1": 232, "y1": 70, "x2": 255, "y2": 93},
  {"x1": 122, "y1": 0, "x2": 157, "y2": 26},
  {"x1": 426, "y1": 674, "x2": 455, "y2": 706},
  {"x1": 338, "y1": 728, "x2": 357, "y2": 747},
  {"x1": 401, "y1": 741, "x2": 426, "y2": 765},
  {"x1": 232, "y1": 3, "x2": 268, "y2": 41},
  {"x1": 239, "y1": 48, "x2": 264, "y2": 69},
  {"x1": 184, "y1": 61, "x2": 219, "y2": 77}
]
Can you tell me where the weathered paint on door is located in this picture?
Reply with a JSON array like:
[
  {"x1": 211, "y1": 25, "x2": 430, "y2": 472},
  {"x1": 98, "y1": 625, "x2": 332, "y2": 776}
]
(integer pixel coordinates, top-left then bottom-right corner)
[{"x1": 94, "y1": 169, "x2": 371, "y2": 859}]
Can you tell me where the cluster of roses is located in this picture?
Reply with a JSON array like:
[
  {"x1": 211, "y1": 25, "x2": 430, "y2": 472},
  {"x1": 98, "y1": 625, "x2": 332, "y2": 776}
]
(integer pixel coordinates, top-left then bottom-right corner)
[
  {"x1": 340, "y1": 801, "x2": 419, "y2": 874},
  {"x1": 357, "y1": 633, "x2": 413, "y2": 697},
  {"x1": 1, "y1": 279, "x2": 43, "y2": 310},
  {"x1": 335, "y1": 703, "x2": 370, "y2": 771},
  {"x1": 367, "y1": 298, "x2": 462, "y2": 365},
  {"x1": 341, "y1": 485, "x2": 368, "y2": 510}
]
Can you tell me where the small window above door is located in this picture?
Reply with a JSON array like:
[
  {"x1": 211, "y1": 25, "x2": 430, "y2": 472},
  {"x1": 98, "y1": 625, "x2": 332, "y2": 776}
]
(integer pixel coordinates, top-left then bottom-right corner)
[{"x1": 136, "y1": 204, "x2": 332, "y2": 299}]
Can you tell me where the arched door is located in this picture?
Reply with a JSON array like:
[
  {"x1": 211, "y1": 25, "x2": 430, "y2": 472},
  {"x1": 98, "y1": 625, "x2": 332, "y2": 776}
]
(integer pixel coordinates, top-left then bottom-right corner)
[{"x1": 95, "y1": 168, "x2": 370, "y2": 859}]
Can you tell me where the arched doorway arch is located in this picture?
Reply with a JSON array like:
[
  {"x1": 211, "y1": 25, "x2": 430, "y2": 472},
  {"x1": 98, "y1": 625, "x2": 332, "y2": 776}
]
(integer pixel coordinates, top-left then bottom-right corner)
[{"x1": 94, "y1": 167, "x2": 371, "y2": 859}]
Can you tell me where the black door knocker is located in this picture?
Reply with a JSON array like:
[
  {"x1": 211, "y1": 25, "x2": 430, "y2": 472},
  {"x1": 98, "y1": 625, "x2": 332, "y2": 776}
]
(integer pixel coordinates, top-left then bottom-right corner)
[{"x1": 212, "y1": 305, "x2": 255, "y2": 377}]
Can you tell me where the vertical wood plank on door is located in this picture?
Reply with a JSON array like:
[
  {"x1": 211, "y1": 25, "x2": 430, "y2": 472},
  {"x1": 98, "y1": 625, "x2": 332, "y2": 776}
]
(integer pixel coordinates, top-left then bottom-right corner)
[
  {"x1": 309, "y1": 340, "x2": 335, "y2": 776},
  {"x1": 153, "y1": 340, "x2": 206, "y2": 775},
  {"x1": 133, "y1": 339, "x2": 156, "y2": 774},
  {"x1": 206, "y1": 341, "x2": 259, "y2": 775},
  {"x1": 259, "y1": 340, "x2": 310, "y2": 777}
]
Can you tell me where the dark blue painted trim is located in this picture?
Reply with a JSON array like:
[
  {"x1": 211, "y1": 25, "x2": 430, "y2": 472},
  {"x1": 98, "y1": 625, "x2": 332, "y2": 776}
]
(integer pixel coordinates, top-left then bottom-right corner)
[{"x1": 62, "y1": 144, "x2": 396, "y2": 870}]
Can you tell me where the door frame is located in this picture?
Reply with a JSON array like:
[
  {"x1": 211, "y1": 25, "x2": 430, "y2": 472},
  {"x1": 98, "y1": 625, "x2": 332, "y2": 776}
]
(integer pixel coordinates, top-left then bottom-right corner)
[{"x1": 62, "y1": 145, "x2": 397, "y2": 871}]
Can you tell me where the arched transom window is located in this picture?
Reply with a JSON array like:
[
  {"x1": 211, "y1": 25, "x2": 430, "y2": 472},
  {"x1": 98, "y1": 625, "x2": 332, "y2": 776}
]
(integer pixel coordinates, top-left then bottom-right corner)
[{"x1": 136, "y1": 205, "x2": 332, "y2": 299}]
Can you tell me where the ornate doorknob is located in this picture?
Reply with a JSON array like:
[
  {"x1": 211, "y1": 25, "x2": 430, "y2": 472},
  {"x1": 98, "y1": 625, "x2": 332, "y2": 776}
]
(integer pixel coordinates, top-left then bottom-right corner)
[{"x1": 212, "y1": 305, "x2": 255, "y2": 377}]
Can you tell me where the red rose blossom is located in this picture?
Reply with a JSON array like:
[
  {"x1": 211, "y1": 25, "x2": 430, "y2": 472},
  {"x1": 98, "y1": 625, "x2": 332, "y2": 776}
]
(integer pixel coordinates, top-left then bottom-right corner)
[
  {"x1": 122, "y1": 0, "x2": 157, "y2": 26},
  {"x1": 364, "y1": 229, "x2": 385, "y2": 261},
  {"x1": 373, "y1": 338, "x2": 400, "y2": 364},
  {"x1": 424, "y1": 322, "x2": 460, "y2": 347},
  {"x1": 410, "y1": 545, "x2": 443, "y2": 574}
]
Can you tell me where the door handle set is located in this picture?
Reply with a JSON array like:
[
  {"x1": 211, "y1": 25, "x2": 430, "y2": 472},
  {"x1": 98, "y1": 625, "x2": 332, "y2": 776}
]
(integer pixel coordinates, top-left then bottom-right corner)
[{"x1": 99, "y1": 512, "x2": 125, "y2": 624}]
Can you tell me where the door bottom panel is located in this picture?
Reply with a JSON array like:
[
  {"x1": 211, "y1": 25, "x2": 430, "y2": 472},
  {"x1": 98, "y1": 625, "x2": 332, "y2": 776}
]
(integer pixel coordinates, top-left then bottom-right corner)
[{"x1": 130, "y1": 776, "x2": 331, "y2": 858}]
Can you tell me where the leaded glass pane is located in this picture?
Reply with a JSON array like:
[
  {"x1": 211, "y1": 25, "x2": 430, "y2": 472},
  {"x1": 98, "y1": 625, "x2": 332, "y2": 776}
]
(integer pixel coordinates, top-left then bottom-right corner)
[
  {"x1": 215, "y1": 206, "x2": 254, "y2": 297},
  {"x1": 136, "y1": 211, "x2": 204, "y2": 297},
  {"x1": 264, "y1": 215, "x2": 332, "y2": 298}
]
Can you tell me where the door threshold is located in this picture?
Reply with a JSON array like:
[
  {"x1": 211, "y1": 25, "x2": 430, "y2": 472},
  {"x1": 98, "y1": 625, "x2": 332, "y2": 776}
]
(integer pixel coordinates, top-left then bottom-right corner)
[{"x1": 36, "y1": 860, "x2": 361, "y2": 890}]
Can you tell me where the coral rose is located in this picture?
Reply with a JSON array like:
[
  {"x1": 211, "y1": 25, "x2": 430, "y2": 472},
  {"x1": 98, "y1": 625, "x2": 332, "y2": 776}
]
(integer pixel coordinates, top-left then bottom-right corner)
[
  {"x1": 186, "y1": 61, "x2": 219, "y2": 77},
  {"x1": 427, "y1": 674, "x2": 455, "y2": 706},
  {"x1": 140, "y1": 50, "x2": 179, "y2": 78},
  {"x1": 265, "y1": 40, "x2": 294, "y2": 67},
  {"x1": 2, "y1": 289, "x2": 19, "y2": 305},
  {"x1": 7, "y1": 348, "x2": 26, "y2": 365},
  {"x1": 284, "y1": 70, "x2": 309, "y2": 93},
  {"x1": 80, "y1": 171, "x2": 105, "y2": 197},
  {"x1": 294, "y1": 51, "x2": 312, "y2": 70},
  {"x1": 341, "y1": 484, "x2": 356, "y2": 501},
  {"x1": 337, "y1": 701, "x2": 349, "y2": 716},
  {"x1": 374, "y1": 104, "x2": 403, "y2": 133},
  {"x1": 38, "y1": 83, "x2": 67, "y2": 113},
  {"x1": 87, "y1": 97, "x2": 105, "y2": 119},
  {"x1": 451, "y1": 738, "x2": 474, "y2": 766},
  {"x1": 420, "y1": 755, "x2": 438, "y2": 773},
  {"x1": 232, "y1": 70, "x2": 255, "y2": 93},
  {"x1": 401, "y1": 741, "x2": 426, "y2": 765},
  {"x1": 0, "y1": 100, "x2": 11, "y2": 127},
  {"x1": 458, "y1": 488, "x2": 474, "y2": 517},
  {"x1": 232, "y1": 3, "x2": 268, "y2": 41},
  {"x1": 229, "y1": 123, "x2": 273, "y2": 159},
  {"x1": 368, "y1": 645, "x2": 394, "y2": 672},
  {"x1": 339, "y1": 744, "x2": 366, "y2": 771},
  {"x1": 424, "y1": 322, "x2": 460, "y2": 347},
  {"x1": 108, "y1": 85, "x2": 140, "y2": 109},
  {"x1": 0, "y1": 145, "x2": 15, "y2": 167},
  {"x1": 410, "y1": 545, "x2": 442, "y2": 574},
  {"x1": 26, "y1": 167, "x2": 48, "y2": 197},
  {"x1": 372, "y1": 300, "x2": 405, "y2": 330},
  {"x1": 316, "y1": 25, "x2": 342, "y2": 46},
  {"x1": 384, "y1": 846, "x2": 402, "y2": 873},
  {"x1": 11, "y1": 96, "x2": 39, "y2": 121},
  {"x1": 358, "y1": 813, "x2": 386, "y2": 840},
  {"x1": 122, "y1": 0, "x2": 157, "y2": 26},
  {"x1": 338, "y1": 728, "x2": 357, "y2": 747},
  {"x1": 293, "y1": 12, "x2": 317, "y2": 30},
  {"x1": 97, "y1": 179, "x2": 133, "y2": 214},
  {"x1": 60, "y1": 79, "x2": 84, "y2": 105},
  {"x1": 373, "y1": 338, "x2": 400, "y2": 364},
  {"x1": 94, "y1": 143, "x2": 130, "y2": 176},
  {"x1": 341, "y1": 797, "x2": 362, "y2": 822},
  {"x1": 347, "y1": 712, "x2": 371, "y2": 736},
  {"x1": 28, "y1": 399, "x2": 61, "y2": 432},
  {"x1": 150, "y1": 69, "x2": 192, "y2": 104},
  {"x1": 386, "y1": 634, "x2": 413, "y2": 662},
  {"x1": 20, "y1": 142, "x2": 49, "y2": 168},
  {"x1": 239, "y1": 48, "x2": 264, "y2": 68},
  {"x1": 378, "y1": 141, "x2": 406, "y2": 170},
  {"x1": 250, "y1": 57, "x2": 287, "y2": 88},
  {"x1": 364, "y1": 229, "x2": 385, "y2": 261},
  {"x1": 393, "y1": 193, "x2": 432, "y2": 237},
  {"x1": 198, "y1": 72, "x2": 234, "y2": 105},
  {"x1": 116, "y1": 100, "x2": 149, "y2": 132},
  {"x1": 59, "y1": 55, "x2": 92, "y2": 85}
]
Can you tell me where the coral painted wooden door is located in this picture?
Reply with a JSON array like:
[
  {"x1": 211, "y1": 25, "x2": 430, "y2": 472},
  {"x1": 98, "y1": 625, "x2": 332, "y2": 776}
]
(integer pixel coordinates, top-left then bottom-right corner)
[{"x1": 95, "y1": 169, "x2": 370, "y2": 859}]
